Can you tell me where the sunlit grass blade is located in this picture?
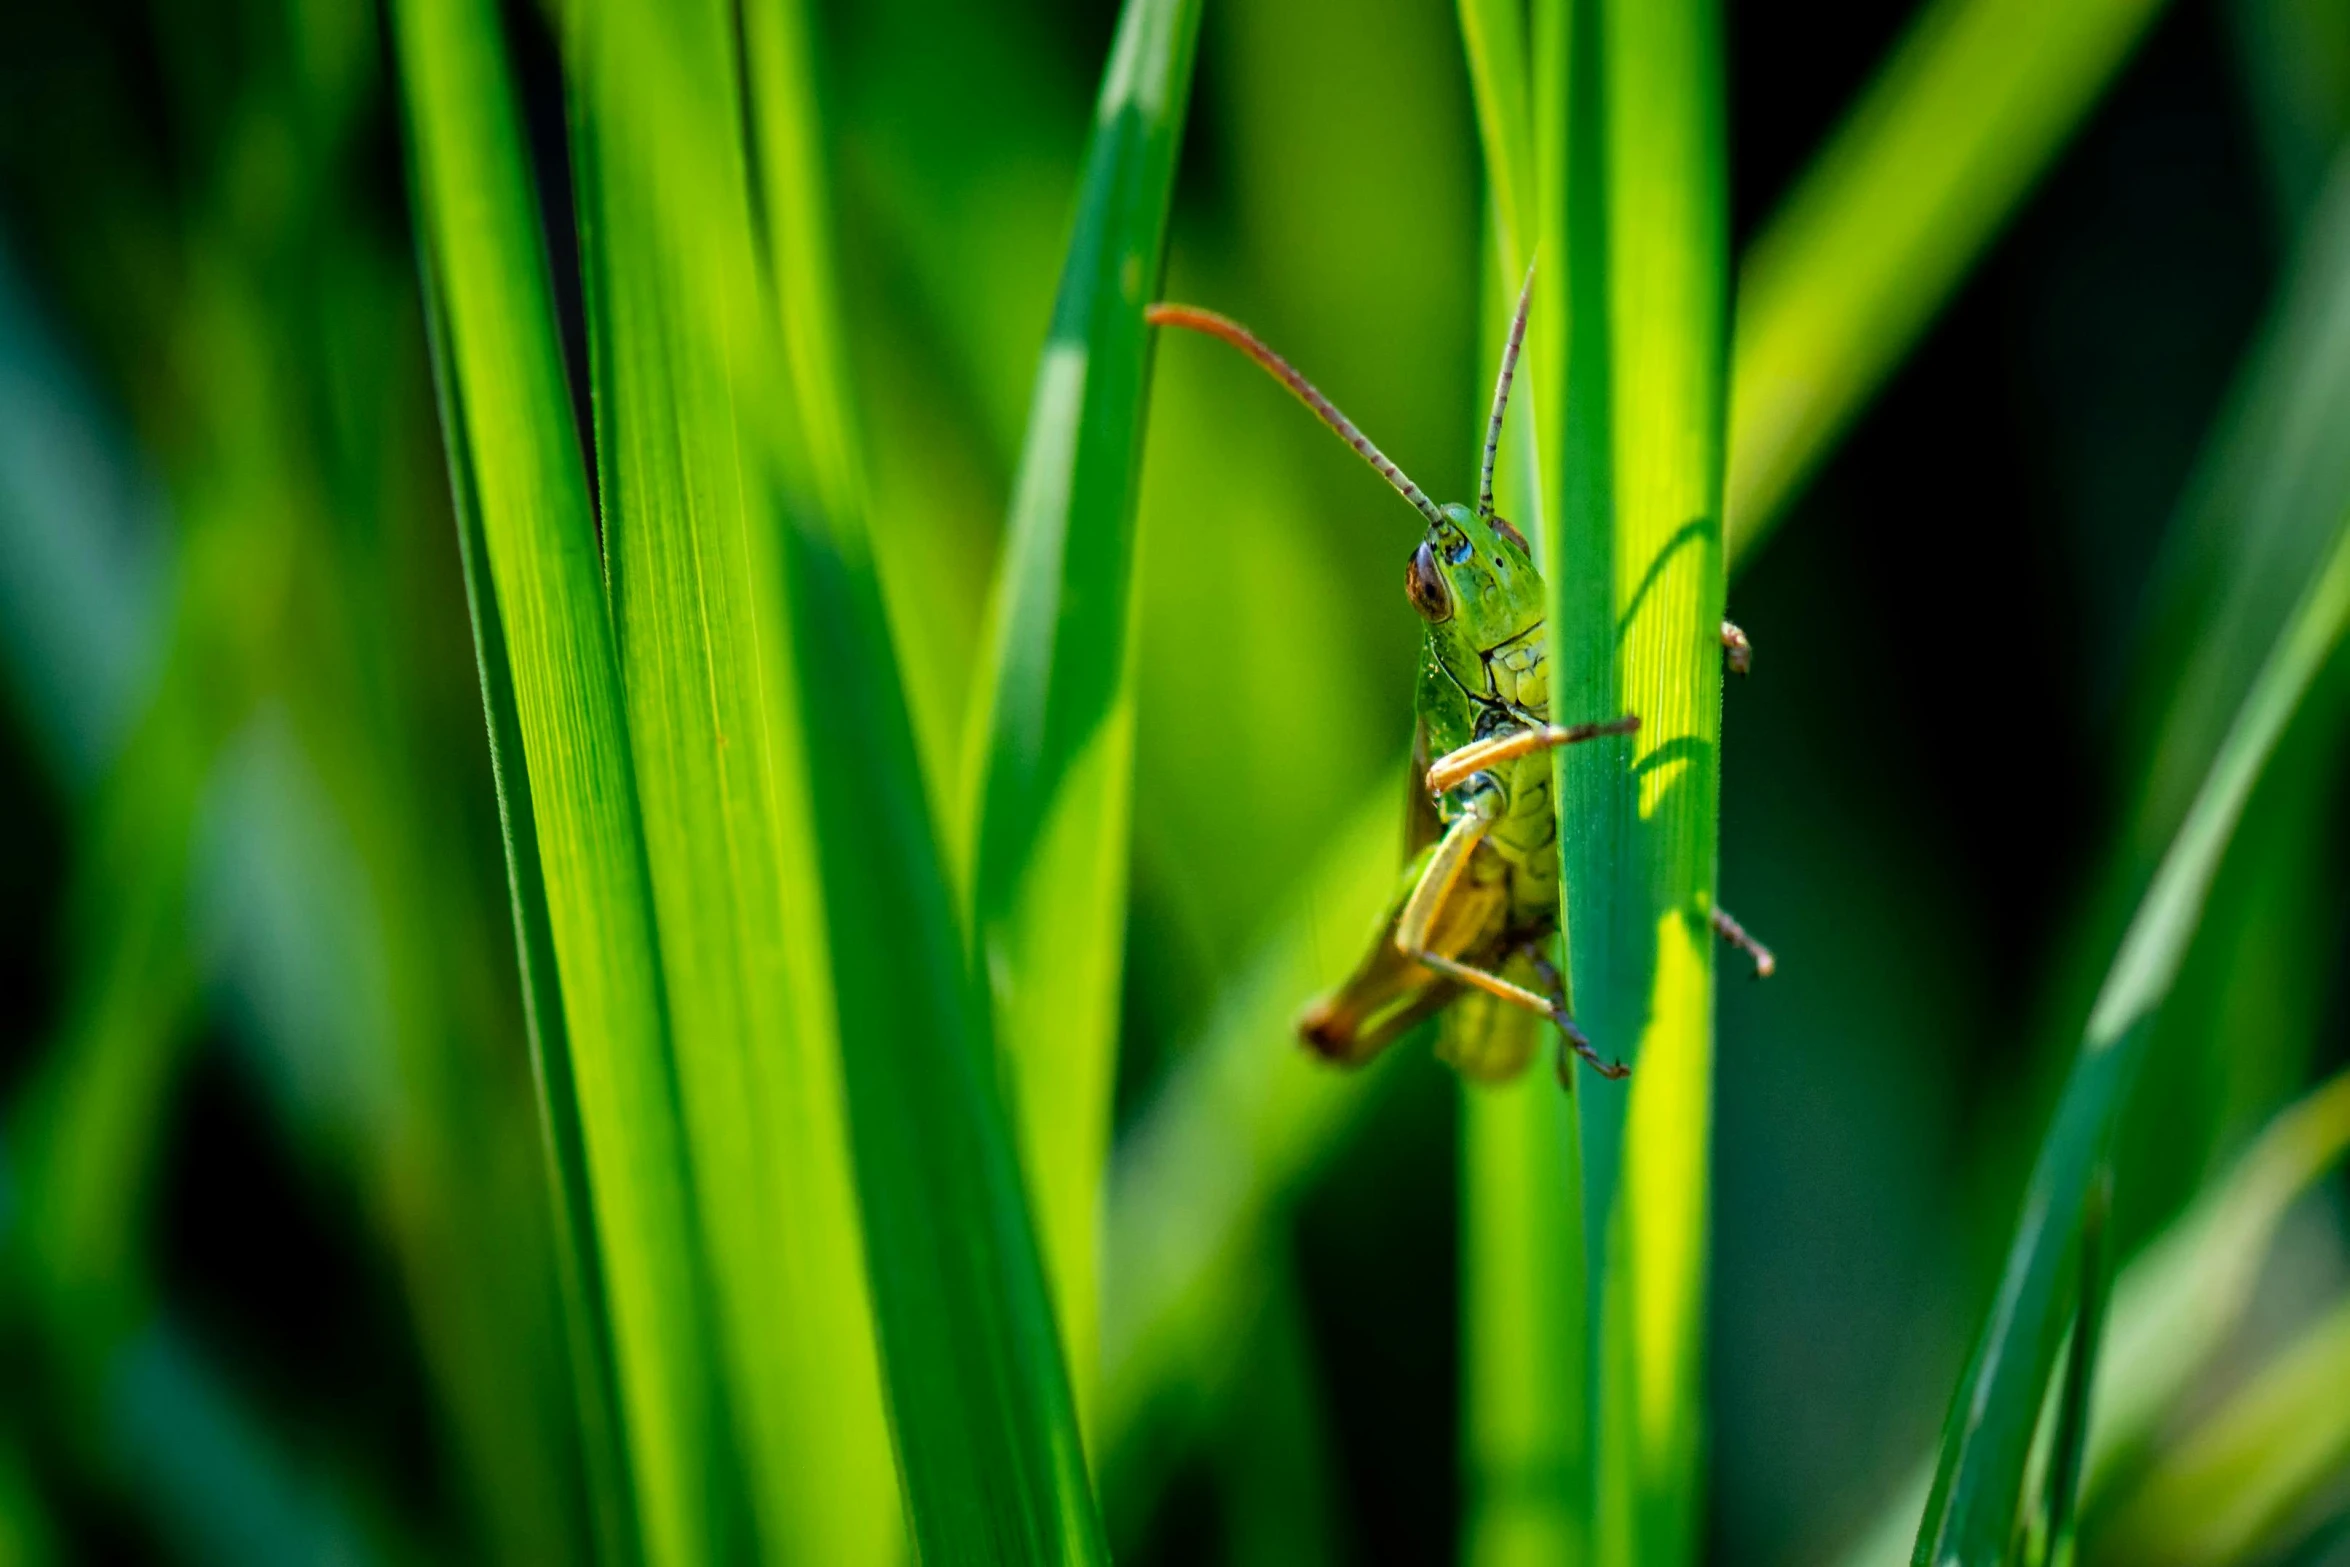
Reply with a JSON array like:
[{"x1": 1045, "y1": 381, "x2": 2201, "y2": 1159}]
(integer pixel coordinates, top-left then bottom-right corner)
[
  {"x1": 1727, "y1": 0, "x2": 2171, "y2": 555},
  {"x1": 965, "y1": 0, "x2": 1203, "y2": 1425},
  {"x1": 2096, "y1": 1291, "x2": 2350, "y2": 1563},
  {"x1": 427, "y1": 259, "x2": 637, "y2": 1567},
  {"x1": 1541, "y1": 0, "x2": 1730, "y2": 1559},
  {"x1": 563, "y1": 0, "x2": 901, "y2": 1554},
  {"x1": 560, "y1": 0, "x2": 1106, "y2": 1548},
  {"x1": 1457, "y1": 0, "x2": 1535, "y2": 277},
  {"x1": 1914, "y1": 515, "x2": 2350, "y2": 1562},
  {"x1": 391, "y1": 5, "x2": 730, "y2": 1562}
]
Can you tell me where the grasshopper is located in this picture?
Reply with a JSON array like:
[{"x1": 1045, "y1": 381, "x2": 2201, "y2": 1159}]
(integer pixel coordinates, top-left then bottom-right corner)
[{"x1": 1147, "y1": 269, "x2": 1771, "y2": 1085}]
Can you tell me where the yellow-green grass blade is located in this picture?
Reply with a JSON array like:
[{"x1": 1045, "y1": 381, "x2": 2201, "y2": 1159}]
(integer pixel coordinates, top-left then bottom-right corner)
[
  {"x1": 1913, "y1": 518, "x2": 2350, "y2": 1562},
  {"x1": 2096, "y1": 1290, "x2": 2350, "y2": 1562},
  {"x1": 563, "y1": 0, "x2": 900, "y2": 1555},
  {"x1": 391, "y1": 5, "x2": 730, "y2": 1563},
  {"x1": 965, "y1": 0, "x2": 1203, "y2": 1431},
  {"x1": 741, "y1": 0, "x2": 865, "y2": 528},
  {"x1": 1728, "y1": 0, "x2": 2172, "y2": 556},
  {"x1": 1457, "y1": 196, "x2": 1587, "y2": 1567},
  {"x1": 555, "y1": 0, "x2": 1106, "y2": 1549},
  {"x1": 1458, "y1": 0, "x2": 1536, "y2": 281},
  {"x1": 1834, "y1": 1069, "x2": 2350, "y2": 1567},
  {"x1": 1462, "y1": 1069, "x2": 1588, "y2": 1567},
  {"x1": 427, "y1": 256, "x2": 638, "y2": 1567}
]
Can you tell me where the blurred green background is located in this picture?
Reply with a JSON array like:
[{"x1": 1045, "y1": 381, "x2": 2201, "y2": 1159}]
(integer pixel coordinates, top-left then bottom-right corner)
[{"x1": 2, "y1": 0, "x2": 2348, "y2": 1562}]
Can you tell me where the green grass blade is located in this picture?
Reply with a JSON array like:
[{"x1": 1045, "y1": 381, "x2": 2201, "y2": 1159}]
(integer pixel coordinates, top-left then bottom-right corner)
[
  {"x1": 390, "y1": 6, "x2": 729, "y2": 1562},
  {"x1": 1727, "y1": 0, "x2": 2171, "y2": 556},
  {"x1": 563, "y1": 0, "x2": 900, "y2": 1554},
  {"x1": 560, "y1": 0, "x2": 1106, "y2": 1549},
  {"x1": 965, "y1": 0, "x2": 1203, "y2": 1425},
  {"x1": 1913, "y1": 515, "x2": 2350, "y2": 1563},
  {"x1": 1542, "y1": 0, "x2": 1729, "y2": 1559},
  {"x1": 1833, "y1": 1070, "x2": 2350, "y2": 1566},
  {"x1": 2096, "y1": 1291, "x2": 2350, "y2": 1563},
  {"x1": 425, "y1": 257, "x2": 638, "y2": 1567},
  {"x1": 780, "y1": 513, "x2": 1107, "y2": 1564},
  {"x1": 1462, "y1": 1071, "x2": 1587, "y2": 1567},
  {"x1": 2039, "y1": 1165, "x2": 2109, "y2": 1567},
  {"x1": 1458, "y1": 0, "x2": 1536, "y2": 278}
]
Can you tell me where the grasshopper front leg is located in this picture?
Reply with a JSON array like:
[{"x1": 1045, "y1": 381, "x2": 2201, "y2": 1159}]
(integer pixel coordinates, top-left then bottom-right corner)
[
  {"x1": 1424, "y1": 715, "x2": 1640, "y2": 796},
  {"x1": 1395, "y1": 778, "x2": 1628, "y2": 1080}
]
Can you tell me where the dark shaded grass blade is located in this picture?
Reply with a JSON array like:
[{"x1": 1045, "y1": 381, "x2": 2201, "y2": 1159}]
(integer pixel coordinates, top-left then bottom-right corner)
[
  {"x1": 390, "y1": 4, "x2": 730, "y2": 1561},
  {"x1": 965, "y1": 0, "x2": 1203, "y2": 1420},
  {"x1": 2040, "y1": 1166, "x2": 2110, "y2": 1567},
  {"x1": 1913, "y1": 516, "x2": 2350, "y2": 1563}
]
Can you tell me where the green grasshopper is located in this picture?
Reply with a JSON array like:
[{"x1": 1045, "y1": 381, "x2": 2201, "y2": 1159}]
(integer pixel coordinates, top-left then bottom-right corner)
[{"x1": 1147, "y1": 270, "x2": 1771, "y2": 1084}]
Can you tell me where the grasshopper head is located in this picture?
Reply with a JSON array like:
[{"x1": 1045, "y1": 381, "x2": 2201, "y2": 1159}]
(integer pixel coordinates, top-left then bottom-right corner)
[{"x1": 1408, "y1": 502, "x2": 1544, "y2": 675}]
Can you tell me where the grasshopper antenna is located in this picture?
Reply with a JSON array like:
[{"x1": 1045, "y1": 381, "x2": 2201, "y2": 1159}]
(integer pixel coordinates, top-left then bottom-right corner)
[
  {"x1": 1478, "y1": 259, "x2": 1535, "y2": 522},
  {"x1": 1146, "y1": 303, "x2": 1448, "y2": 529}
]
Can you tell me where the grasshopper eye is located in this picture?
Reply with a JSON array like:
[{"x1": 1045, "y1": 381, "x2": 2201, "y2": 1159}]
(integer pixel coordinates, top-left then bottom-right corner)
[
  {"x1": 1406, "y1": 541, "x2": 1453, "y2": 622},
  {"x1": 1491, "y1": 515, "x2": 1530, "y2": 556}
]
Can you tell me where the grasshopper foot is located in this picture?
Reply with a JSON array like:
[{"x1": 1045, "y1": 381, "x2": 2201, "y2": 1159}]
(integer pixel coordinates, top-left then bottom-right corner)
[
  {"x1": 1721, "y1": 619, "x2": 1752, "y2": 675},
  {"x1": 1551, "y1": 1013, "x2": 1630, "y2": 1084},
  {"x1": 1711, "y1": 905, "x2": 1776, "y2": 978}
]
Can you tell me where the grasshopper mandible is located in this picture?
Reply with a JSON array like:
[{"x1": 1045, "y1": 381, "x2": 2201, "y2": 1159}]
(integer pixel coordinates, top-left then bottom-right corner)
[{"x1": 1147, "y1": 267, "x2": 1772, "y2": 1085}]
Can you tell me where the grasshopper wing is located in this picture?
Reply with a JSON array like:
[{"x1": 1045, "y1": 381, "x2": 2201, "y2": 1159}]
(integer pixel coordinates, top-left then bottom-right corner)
[{"x1": 1298, "y1": 844, "x2": 1458, "y2": 1064}]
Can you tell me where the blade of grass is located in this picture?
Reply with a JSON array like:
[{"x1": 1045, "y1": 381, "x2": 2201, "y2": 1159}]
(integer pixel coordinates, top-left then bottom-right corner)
[
  {"x1": 1544, "y1": 0, "x2": 1730, "y2": 1559},
  {"x1": 1727, "y1": 0, "x2": 2173, "y2": 555},
  {"x1": 1914, "y1": 513, "x2": 2350, "y2": 1562},
  {"x1": 562, "y1": 0, "x2": 901, "y2": 1554},
  {"x1": 562, "y1": 0, "x2": 1109, "y2": 1548},
  {"x1": 1459, "y1": 192, "x2": 1586, "y2": 1567},
  {"x1": 1835, "y1": 152, "x2": 2350, "y2": 1566},
  {"x1": 781, "y1": 503, "x2": 1108, "y2": 1564},
  {"x1": 391, "y1": 5, "x2": 730, "y2": 1562},
  {"x1": 425, "y1": 252, "x2": 638, "y2": 1567},
  {"x1": 2039, "y1": 1164, "x2": 2110, "y2": 1567},
  {"x1": 2095, "y1": 1290, "x2": 2350, "y2": 1563},
  {"x1": 732, "y1": 1, "x2": 1112, "y2": 1550},
  {"x1": 965, "y1": 0, "x2": 1203, "y2": 1429},
  {"x1": 1833, "y1": 1070, "x2": 2350, "y2": 1567}
]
